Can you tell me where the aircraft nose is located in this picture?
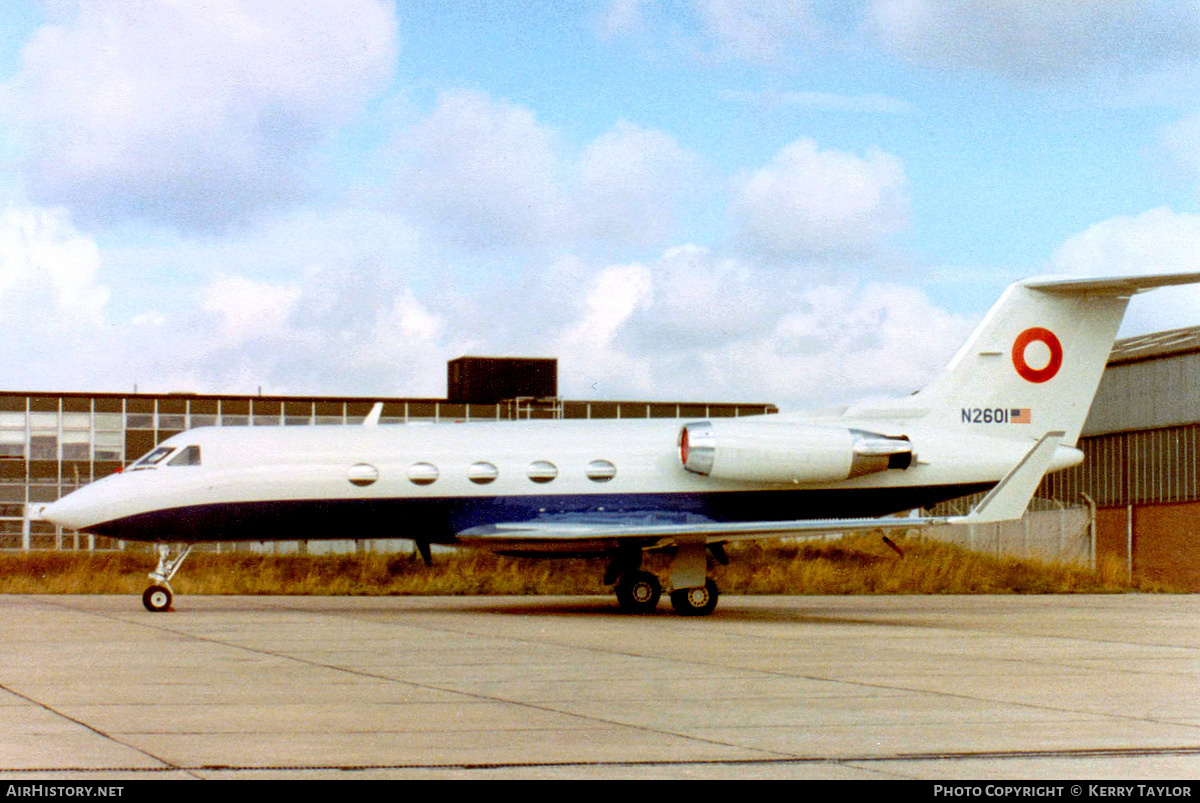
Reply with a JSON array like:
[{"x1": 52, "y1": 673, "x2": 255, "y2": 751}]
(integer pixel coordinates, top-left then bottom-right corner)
[{"x1": 40, "y1": 488, "x2": 101, "y2": 531}]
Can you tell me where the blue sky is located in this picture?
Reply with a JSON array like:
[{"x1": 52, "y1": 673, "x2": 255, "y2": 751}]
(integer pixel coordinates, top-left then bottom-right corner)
[{"x1": 3, "y1": 1, "x2": 1200, "y2": 409}]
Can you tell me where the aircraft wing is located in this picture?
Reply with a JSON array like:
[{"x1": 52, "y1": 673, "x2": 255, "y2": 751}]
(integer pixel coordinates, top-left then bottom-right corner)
[
  {"x1": 455, "y1": 431, "x2": 1065, "y2": 553},
  {"x1": 455, "y1": 512, "x2": 941, "y2": 553}
]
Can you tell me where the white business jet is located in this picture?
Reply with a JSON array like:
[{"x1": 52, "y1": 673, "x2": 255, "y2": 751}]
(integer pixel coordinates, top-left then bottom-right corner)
[{"x1": 41, "y1": 272, "x2": 1200, "y2": 615}]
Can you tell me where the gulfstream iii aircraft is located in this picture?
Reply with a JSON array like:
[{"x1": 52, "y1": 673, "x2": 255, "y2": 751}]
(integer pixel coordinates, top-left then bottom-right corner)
[{"x1": 40, "y1": 272, "x2": 1200, "y2": 615}]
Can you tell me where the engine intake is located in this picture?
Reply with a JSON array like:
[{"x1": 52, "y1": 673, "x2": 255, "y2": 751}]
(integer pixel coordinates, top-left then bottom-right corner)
[{"x1": 679, "y1": 420, "x2": 912, "y2": 484}]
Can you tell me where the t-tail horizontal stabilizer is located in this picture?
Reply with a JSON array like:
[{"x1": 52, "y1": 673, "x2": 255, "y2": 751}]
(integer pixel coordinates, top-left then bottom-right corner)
[{"x1": 950, "y1": 431, "x2": 1065, "y2": 526}]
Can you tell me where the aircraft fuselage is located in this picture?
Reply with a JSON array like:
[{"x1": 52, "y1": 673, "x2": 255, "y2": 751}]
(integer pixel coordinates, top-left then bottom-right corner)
[{"x1": 43, "y1": 416, "x2": 1067, "y2": 548}]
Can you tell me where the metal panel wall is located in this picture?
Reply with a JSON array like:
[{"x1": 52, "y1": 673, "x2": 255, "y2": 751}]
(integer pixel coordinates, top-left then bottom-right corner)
[
  {"x1": 1083, "y1": 352, "x2": 1200, "y2": 436},
  {"x1": 1041, "y1": 423, "x2": 1200, "y2": 507}
]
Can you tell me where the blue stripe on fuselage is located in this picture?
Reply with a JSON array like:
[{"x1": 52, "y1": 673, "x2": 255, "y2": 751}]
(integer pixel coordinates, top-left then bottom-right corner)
[{"x1": 77, "y1": 483, "x2": 994, "y2": 543}]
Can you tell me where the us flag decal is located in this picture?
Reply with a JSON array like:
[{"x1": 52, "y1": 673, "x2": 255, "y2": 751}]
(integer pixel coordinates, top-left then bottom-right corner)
[{"x1": 1011, "y1": 408, "x2": 1031, "y2": 424}]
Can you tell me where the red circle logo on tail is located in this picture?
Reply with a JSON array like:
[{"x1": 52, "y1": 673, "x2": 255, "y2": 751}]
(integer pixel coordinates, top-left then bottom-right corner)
[{"x1": 1012, "y1": 327, "x2": 1062, "y2": 383}]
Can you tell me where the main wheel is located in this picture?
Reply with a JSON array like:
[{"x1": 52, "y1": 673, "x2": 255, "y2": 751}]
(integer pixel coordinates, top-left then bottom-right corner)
[
  {"x1": 615, "y1": 570, "x2": 661, "y2": 614},
  {"x1": 670, "y1": 579, "x2": 719, "y2": 616},
  {"x1": 142, "y1": 584, "x2": 173, "y2": 613}
]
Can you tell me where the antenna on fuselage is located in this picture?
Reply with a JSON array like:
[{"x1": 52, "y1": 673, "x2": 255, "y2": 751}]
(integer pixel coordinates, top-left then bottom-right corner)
[{"x1": 363, "y1": 402, "x2": 383, "y2": 427}]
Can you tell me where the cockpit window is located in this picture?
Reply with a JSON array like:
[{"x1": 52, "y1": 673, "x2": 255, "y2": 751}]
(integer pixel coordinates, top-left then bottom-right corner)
[
  {"x1": 167, "y1": 445, "x2": 201, "y2": 467},
  {"x1": 129, "y1": 446, "x2": 175, "y2": 470},
  {"x1": 128, "y1": 444, "x2": 202, "y2": 470}
]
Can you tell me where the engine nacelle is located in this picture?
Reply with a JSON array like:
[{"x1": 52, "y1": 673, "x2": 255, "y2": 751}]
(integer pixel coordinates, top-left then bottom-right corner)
[{"x1": 678, "y1": 419, "x2": 912, "y2": 484}]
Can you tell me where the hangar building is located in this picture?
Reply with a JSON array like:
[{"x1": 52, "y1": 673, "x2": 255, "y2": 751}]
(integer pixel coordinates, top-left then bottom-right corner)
[{"x1": 1041, "y1": 326, "x2": 1200, "y2": 590}]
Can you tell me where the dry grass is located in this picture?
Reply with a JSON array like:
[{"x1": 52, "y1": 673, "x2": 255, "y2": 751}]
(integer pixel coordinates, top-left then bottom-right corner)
[
  {"x1": 715, "y1": 534, "x2": 1167, "y2": 595},
  {"x1": 0, "y1": 533, "x2": 1174, "y2": 597}
]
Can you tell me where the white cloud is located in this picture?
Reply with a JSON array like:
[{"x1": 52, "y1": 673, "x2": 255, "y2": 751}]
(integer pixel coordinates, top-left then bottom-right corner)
[
  {"x1": 0, "y1": 204, "x2": 107, "y2": 320},
  {"x1": 553, "y1": 245, "x2": 969, "y2": 408},
  {"x1": 134, "y1": 206, "x2": 453, "y2": 397},
  {"x1": 392, "y1": 92, "x2": 703, "y2": 253},
  {"x1": 202, "y1": 275, "x2": 302, "y2": 347},
  {"x1": 0, "y1": 198, "x2": 457, "y2": 397},
  {"x1": 595, "y1": 0, "x2": 651, "y2": 38},
  {"x1": 866, "y1": 0, "x2": 1200, "y2": 82},
  {"x1": 0, "y1": 203, "x2": 115, "y2": 388},
  {"x1": 557, "y1": 262, "x2": 656, "y2": 395},
  {"x1": 595, "y1": 0, "x2": 823, "y2": 64},
  {"x1": 1048, "y1": 207, "x2": 1200, "y2": 333},
  {"x1": 722, "y1": 89, "x2": 913, "y2": 115},
  {"x1": 2, "y1": 0, "x2": 398, "y2": 231},
  {"x1": 695, "y1": 0, "x2": 821, "y2": 64},
  {"x1": 0, "y1": 194, "x2": 971, "y2": 410},
  {"x1": 578, "y1": 121, "x2": 703, "y2": 247},
  {"x1": 392, "y1": 90, "x2": 568, "y2": 249},
  {"x1": 729, "y1": 139, "x2": 910, "y2": 260},
  {"x1": 757, "y1": 282, "x2": 970, "y2": 404},
  {"x1": 1160, "y1": 112, "x2": 1200, "y2": 185}
]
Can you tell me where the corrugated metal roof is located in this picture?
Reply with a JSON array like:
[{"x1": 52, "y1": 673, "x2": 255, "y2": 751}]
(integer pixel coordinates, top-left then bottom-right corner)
[
  {"x1": 1085, "y1": 326, "x2": 1200, "y2": 436},
  {"x1": 1108, "y1": 325, "x2": 1200, "y2": 365}
]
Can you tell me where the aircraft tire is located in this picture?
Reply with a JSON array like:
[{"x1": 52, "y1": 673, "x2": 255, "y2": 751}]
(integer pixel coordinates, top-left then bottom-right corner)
[
  {"x1": 670, "y1": 579, "x2": 719, "y2": 616},
  {"x1": 615, "y1": 570, "x2": 661, "y2": 614},
  {"x1": 142, "y1": 584, "x2": 173, "y2": 613}
]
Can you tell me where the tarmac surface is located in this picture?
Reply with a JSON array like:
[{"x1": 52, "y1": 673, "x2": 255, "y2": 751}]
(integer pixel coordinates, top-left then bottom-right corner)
[{"x1": 0, "y1": 593, "x2": 1198, "y2": 780}]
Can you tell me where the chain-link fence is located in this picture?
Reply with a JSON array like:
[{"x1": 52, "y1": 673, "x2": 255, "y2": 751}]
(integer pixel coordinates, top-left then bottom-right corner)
[{"x1": 927, "y1": 496, "x2": 1095, "y2": 567}]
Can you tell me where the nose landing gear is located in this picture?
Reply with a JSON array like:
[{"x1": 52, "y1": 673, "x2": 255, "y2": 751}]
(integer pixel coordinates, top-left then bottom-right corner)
[{"x1": 142, "y1": 543, "x2": 193, "y2": 612}]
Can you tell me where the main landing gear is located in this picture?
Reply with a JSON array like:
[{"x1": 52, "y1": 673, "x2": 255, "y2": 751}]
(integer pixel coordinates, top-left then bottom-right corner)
[
  {"x1": 615, "y1": 570, "x2": 661, "y2": 614},
  {"x1": 668, "y1": 579, "x2": 719, "y2": 616},
  {"x1": 142, "y1": 543, "x2": 193, "y2": 612},
  {"x1": 609, "y1": 541, "x2": 725, "y2": 616}
]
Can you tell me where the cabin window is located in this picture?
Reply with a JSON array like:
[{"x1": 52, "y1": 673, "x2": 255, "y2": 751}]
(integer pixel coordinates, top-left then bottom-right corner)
[
  {"x1": 408, "y1": 462, "x2": 439, "y2": 486},
  {"x1": 586, "y1": 459, "x2": 616, "y2": 482},
  {"x1": 348, "y1": 463, "x2": 378, "y2": 487},
  {"x1": 527, "y1": 461, "x2": 557, "y2": 484},
  {"x1": 168, "y1": 445, "x2": 202, "y2": 467},
  {"x1": 468, "y1": 462, "x2": 499, "y2": 484}
]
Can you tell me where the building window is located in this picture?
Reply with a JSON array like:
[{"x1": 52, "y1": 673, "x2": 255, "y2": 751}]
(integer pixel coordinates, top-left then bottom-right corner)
[
  {"x1": 30, "y1": 436, "x2": 57, "y2": 461},
  {"x1": 158, "y1": 414, "x2": 186, "y2": 430},
  {"x1": 93, "y1": 431, "x2": 122, "y2": 462},
  {"x1": 61, "y1": 441, "x2": 90, "y2": 461},
  {"x1": 0, "y1": 432, "x2": 24, "y2": 459}
]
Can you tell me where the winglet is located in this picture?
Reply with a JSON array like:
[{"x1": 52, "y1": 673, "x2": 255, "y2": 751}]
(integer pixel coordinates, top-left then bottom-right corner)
[
  {"x1": 363, "y1": 402, "x2": 383, "y2": 427},
  {"x1": 953, "y1": 431, "x2": 1065, "y2": 525}
]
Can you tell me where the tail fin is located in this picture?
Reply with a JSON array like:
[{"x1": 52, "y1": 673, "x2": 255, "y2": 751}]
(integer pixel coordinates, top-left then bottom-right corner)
[{"x1": 916, "y1": 272, "x2": 1200, "y2": 445}]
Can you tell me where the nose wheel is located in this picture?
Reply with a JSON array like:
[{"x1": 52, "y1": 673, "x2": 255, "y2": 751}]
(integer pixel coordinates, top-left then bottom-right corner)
[{"x1": 142, "y1": 584, "x2": 173, "y2": 612}]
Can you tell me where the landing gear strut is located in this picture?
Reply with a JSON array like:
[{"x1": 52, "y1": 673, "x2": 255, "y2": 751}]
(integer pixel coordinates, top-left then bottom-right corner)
[{"x1": 143, "y1": 543, "x2": 193, "y2": 613}]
